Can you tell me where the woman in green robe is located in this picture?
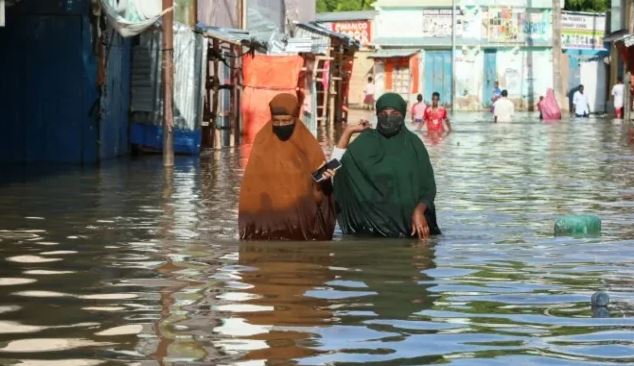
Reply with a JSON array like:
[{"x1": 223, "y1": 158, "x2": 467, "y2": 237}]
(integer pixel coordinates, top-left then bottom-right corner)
[{"x1": 333, "y1": 93, "x2": 441, "y2": 239}]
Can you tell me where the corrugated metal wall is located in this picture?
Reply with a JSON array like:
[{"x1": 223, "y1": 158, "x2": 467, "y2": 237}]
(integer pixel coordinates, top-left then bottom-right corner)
[
  {"x1": 0, "y1": 0, "x2": 102, "y2": 163},
  {"x1": 100, "y1": 29, "x2": 132, "y2": 160}
]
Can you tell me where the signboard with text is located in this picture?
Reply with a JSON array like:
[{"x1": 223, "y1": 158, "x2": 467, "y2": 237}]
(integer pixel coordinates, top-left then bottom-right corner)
[
  {"x1": 561, "y1": 12, "x2": 606, "y2": 50},
  {"x1": 331, "y1": 20, "x2": 371, "y2": 47}
]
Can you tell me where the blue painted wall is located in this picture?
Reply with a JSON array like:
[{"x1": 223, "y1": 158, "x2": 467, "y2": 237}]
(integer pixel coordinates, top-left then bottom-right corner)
[
  {"x1": 0, "y1": 0, "x2": 131, "y2": 163},
  {"x1": 424, "y1": 51, "x2": 452, "y2": 107},
  {"x1": 483, "y1": 49, "x2": 497, "y2": 108}
]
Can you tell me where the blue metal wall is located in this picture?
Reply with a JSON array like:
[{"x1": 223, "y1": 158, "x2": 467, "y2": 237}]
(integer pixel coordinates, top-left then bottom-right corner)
[
  {"x1": 424, "y1": 50, "x2": 452, "y2": 106},
  {"x1": 100, "y1": 32, "x2": 132, "y2": 160},
  {"x1": 0, "y1": 0, "x2": 131, "y2": 163}
]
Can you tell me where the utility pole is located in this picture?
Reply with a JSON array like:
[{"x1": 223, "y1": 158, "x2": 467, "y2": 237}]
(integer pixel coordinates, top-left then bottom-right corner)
[
  {"x1": 552, "y1": 0, "x2": 563, "y2": 112},
  {"x1": 162, "y1": 0, "x2": 174, "y2": 167}
]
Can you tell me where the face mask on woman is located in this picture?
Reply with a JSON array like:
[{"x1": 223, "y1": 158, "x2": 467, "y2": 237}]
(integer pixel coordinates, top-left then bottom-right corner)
[
  {"x1": 376, "y1": 113, "x2": 403, "y2": 137},
  {"x1": 272, "y1": 123, "x2": 296, "y2": 141}
]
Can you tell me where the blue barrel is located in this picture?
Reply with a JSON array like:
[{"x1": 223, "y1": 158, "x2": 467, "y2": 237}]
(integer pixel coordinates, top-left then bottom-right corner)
[{"x1": 554, "y1": 215, "x2": 601, "y2": 237}]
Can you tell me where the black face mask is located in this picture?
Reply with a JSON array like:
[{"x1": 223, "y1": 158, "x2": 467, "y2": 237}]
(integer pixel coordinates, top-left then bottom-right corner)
[
  {"x1": 377, "y1": 114, "x2": 403, "y2": 137},
  {"x1": 272, "y1": 123, "x2": 295, "y2": 141}
]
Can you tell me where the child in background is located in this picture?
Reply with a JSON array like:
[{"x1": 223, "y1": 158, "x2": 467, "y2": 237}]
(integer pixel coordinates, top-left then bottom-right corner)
[
  {"x1": 411, "y1": 94, "x2": 426, "y2": 129},
  {"x1": 363, "y1": 76, "x2": 375, "y2": 110}
]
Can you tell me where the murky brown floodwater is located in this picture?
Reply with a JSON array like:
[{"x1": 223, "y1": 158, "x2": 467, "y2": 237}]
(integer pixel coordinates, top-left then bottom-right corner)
[{"x1": 1, "y1": 113, "x2": 634, "y2": 365}]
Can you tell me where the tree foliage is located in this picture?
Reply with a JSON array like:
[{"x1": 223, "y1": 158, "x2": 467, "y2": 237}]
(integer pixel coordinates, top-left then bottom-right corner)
[
  {"x1": 564, "y1": 0, "x2": 609, "y2": 12},
  {"x1": 316, "y1": 0, "x2": 376, "y2": 13}
]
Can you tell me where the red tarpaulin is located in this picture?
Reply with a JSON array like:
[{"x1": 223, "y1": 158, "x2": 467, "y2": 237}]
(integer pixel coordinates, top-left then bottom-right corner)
[{"x1": 241, "y1": 54, "x2": 304, "y2": 147}]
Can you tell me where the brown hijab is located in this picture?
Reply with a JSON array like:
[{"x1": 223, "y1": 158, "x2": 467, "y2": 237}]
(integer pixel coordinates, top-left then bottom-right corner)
[{"x1": 238, "y1": 93, "x2": 336, "y2": 240}]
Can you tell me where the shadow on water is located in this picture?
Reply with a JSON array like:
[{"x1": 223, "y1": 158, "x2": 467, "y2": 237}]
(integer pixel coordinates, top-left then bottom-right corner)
[{"x1": 0, "y1": 114, "x2": 634, "y2": 364}]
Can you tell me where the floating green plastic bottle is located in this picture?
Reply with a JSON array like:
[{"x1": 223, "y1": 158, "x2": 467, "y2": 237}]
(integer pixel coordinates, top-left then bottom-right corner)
[{"x1": 554, "y1": 215, "x2": 601, "y2": 237}]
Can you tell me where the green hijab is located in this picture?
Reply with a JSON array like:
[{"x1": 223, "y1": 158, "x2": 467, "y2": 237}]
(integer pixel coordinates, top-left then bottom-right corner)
[
  {"x1": 334, "y1": 118, "x2": 440, "y2": 238},
  {"x1": 375, "y1": 92, "x2": 407, "y2": 116}
]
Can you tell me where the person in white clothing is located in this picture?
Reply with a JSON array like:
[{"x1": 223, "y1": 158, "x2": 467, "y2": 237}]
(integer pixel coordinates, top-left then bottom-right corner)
[
  {"x1": 573, "y1": 85, "x2": 590, "y2": 118},
  {"x1": 363, "y1": 76, "x2": 375, "y2": 110},
  {"x1": 611, "y1": 77, "x2": 625, "y2": 119},
  {"x1": 493, "y1": 90, "x2": 514, "y2": 123}
]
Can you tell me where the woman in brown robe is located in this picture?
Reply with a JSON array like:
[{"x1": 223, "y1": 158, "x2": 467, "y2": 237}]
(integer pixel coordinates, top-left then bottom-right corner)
[{"x1": 238, "y1": 93, "x2": 336, "y2": 240}]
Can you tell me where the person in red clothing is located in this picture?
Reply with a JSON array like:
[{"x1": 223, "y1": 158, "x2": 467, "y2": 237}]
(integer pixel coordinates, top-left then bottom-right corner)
[{"x1": 424, "y1": 92, "x2": 452, "y2": 133}]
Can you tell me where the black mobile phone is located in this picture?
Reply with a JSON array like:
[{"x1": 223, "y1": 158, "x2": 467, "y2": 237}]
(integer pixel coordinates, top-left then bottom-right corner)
[{"x1": 312, "y1": 159, "x2": 342, "y2": 182}]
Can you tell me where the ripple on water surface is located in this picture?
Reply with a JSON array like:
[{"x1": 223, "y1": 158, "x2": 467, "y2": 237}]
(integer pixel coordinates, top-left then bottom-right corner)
[{"x1": 0, "y1": 115, "x2": 633, "y2": 364}]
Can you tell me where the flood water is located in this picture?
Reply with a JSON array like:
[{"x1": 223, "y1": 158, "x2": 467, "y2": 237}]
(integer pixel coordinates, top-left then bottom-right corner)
[{"x1": 1, "y1": 113, "x2": 634, "y2": 365}]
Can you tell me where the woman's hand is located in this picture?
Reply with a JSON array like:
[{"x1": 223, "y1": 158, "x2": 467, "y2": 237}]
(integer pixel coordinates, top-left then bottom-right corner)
[
  {"x1": 345, "y1": 120, "x2": 371, "y2": 134},
  {"x1": 337, "y1": 120, "x2": 370, "y2": 149},
  {"x1": 411, "y1": 203, "x2": 430, "y2": 239},
  {"x1": 321, "y1": 168, "x2": 336, "y2": 180}
]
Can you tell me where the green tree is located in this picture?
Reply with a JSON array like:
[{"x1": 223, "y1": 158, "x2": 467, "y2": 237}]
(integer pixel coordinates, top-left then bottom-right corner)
[
  {"x1": 564, "y1": 0, "x2": 609, "y2": 12},
  {"x1": 316, "y1": 0, "x2": 376, "y2": 13}
]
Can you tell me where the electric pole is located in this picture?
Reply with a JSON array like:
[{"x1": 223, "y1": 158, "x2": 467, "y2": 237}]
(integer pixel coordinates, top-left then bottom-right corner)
[{"x1": 552, "y1": 0, "x2": 564, "y2": 112}]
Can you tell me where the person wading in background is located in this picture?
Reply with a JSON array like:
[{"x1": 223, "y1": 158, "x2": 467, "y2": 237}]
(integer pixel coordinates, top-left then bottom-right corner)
[
  {"x1": 493, "y1": 90, "x2": 514, "y2": 123},
  {"x1": 573, "y1": 84, "x2": 590, "y2": 118},
  {"x1": 611, "y1": 77, "x2": 625, "y2": 119},
  {"x1": 423, "y1": 92, "x2": 452, "y2": 133},
  {"x1": 411, "y1": 93, "x2": 427, "y2": 130}
]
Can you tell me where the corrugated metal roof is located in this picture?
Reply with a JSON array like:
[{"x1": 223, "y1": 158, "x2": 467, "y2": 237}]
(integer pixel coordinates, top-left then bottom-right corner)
[
  {"x1": 196, "y1": 24, "x2": 252, "y2": 44},
  {"x1": 604, "y1": 29, "x2": 632, "y2": 43},
  {"x1": 294, "y1": 21, "x2": 360, "y2": 49},
  {"x1": 315, "y1": 11, "x2": 376, "y2": 22},
  {"x1": 368, "y1": 48, "x2": 420, "y2": 58}
]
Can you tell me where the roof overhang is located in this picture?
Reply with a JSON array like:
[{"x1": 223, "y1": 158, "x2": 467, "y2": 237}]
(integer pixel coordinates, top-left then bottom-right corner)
[{"x1": 294, "y1": 21, "x2": 360, "y2": 50}]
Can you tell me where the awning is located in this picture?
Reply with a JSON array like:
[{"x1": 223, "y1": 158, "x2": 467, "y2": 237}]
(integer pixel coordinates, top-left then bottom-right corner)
[
  {"x1": 604, "y1": 29, "x2": 631, "y2": 43},
  {"x1": 294, "y1": 21, "x2": 360, "y2": 49},
  {"x1": 369, "y1": 49, "x2": 420, "y2": 58},
  {"x1": 196, "y1": 24, "x2": 267, "y2": 52},
  {"x1": 315, "y1": 10, "x2": 376, "y2": 22}
]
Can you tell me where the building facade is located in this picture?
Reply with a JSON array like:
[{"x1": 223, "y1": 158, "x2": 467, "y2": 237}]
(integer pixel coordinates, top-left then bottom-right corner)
[
  {"x1": 316, "y1": 11, "x2": 376, "y2": 107},
  {"x1": 370, "y1": 0, "x2": 557, "y2": 111}
]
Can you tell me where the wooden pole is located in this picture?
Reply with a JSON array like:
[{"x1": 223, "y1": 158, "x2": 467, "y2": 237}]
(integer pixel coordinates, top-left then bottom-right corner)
[
  {"x1": 552, "y1": 0, "x2": 564, "y2": 113},
  {"x1": 162, "y1": 0, "x2": 174, "y2": 167},
  {"x1": 212, "y1": 39, "x2": 220, "y2": 148}
]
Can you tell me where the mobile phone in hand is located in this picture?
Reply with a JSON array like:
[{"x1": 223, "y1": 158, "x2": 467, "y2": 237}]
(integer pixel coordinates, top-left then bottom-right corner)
[{"x1": 312, "y1": 159, "x2": 342, "y2": 182}]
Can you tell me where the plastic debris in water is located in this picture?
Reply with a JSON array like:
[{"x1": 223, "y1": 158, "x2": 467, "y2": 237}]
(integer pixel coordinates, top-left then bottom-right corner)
[
  {"x1": 591, "y1": 291, "x2": 609, "y2": 307},
  {"x1": 554, "y1": 215, "x2": 601, "y2": 237}
]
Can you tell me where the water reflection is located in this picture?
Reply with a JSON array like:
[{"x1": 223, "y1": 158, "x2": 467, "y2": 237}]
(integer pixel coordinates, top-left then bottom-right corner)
[{"x1": 1, "y1": 114, "x2": 634, "y2": 364}]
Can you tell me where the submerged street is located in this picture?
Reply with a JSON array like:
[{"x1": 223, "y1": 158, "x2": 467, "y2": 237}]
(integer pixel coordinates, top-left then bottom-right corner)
[{"x1": 1, "y1": 113, "x2": 634, "y2": 365}]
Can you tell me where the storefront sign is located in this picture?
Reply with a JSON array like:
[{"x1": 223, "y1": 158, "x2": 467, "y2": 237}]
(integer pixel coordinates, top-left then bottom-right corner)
[
  {"x1": 561, "y1": 12, "x2": 606, "y2": 50},
  {"x1": 331, "y1": 20, "x2": 371, "y2": 46}
]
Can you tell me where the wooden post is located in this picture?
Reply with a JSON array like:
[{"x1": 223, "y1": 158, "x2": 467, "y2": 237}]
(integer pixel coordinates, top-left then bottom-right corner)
[
  {"x1": 625, "y1": 71, "x2": 631, "y2": 122},
  {"x1": 552, "y1": 0, "x2": 564, "y2": 113},
  {"x1": 162, "y1": 0, "x2": 174, "y2": 167},
  {"x1": 212, "y1": 39, "x2": 221, "y2": 148},
  {"x1": 231, "y1": 45, "x2": 241, "y2": 147}
]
